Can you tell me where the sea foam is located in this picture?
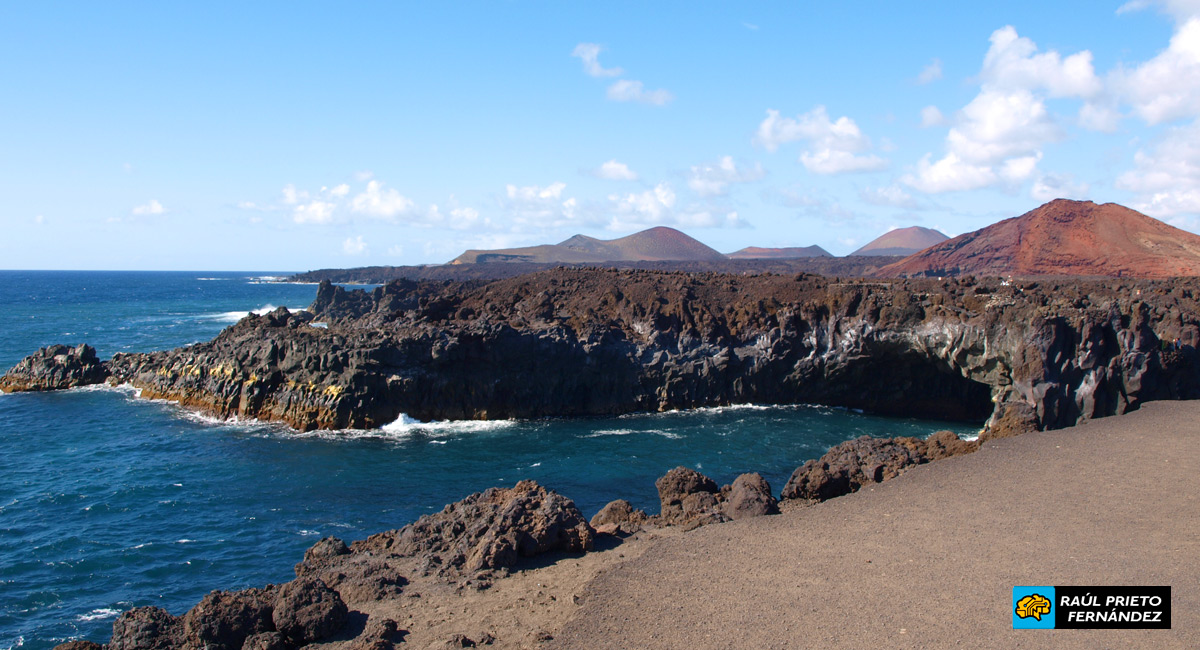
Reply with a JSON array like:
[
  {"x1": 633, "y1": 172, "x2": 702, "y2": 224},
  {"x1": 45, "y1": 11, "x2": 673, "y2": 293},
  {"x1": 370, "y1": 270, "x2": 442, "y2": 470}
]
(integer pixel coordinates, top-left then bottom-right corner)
[
  {"x1": 204, "y1": 304, "x2": 307, "y2": 323},
  {"x1": 77, "y1": 608, "x2": 121, "y2": 622}
]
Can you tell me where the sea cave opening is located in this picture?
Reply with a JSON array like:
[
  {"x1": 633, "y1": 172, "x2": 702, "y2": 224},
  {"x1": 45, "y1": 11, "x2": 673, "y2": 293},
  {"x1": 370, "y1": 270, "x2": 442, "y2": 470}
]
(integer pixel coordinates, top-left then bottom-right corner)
[{"x1": 817, "y1": 348, "x2": 994, "y2": 424}]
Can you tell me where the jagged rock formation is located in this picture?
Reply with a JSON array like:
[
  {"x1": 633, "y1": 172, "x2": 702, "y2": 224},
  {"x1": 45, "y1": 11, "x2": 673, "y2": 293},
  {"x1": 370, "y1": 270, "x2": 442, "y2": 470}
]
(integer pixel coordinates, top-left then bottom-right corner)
[
  {"x1": 881, "y1": 199, "x2": 1200, "y2": 278},
  {"x1": 7, "y1": 269, "x2": 1200, "y2": 436},
  {"x1": 653, "y1": 467, "x2": 779, "y2": 529},
  {"x1": 348, "y1": 480, "x2": 594, "y2": 579},
  {"x1": 0, "y1": 343, "x2": 107, "y2": 391},
  {"x1": 780, "y1": 431, "x2": 979, "y2": 502}
]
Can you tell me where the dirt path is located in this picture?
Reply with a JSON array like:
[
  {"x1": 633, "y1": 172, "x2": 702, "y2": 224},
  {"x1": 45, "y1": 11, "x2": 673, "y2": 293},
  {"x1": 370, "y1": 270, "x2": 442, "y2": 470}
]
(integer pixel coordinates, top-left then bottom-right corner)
[{"x1": 552, "y1": 401, "x2": 1199, "y2": 649}]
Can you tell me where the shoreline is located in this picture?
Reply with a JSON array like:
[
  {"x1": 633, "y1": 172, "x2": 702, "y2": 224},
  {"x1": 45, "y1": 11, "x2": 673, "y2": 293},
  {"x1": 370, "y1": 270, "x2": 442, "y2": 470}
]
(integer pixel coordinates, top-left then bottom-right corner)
[{"x1": 55, "y1": 400, "x2": 1197, "y2": 649}]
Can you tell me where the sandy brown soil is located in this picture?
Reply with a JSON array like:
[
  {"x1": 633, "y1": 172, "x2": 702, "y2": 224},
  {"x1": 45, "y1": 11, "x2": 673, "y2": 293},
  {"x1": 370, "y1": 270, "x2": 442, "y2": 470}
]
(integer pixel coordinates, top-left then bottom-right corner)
[
  {"x1": 552, "y1": 401, "x2": 1199, "y2": 649},
  {"x1": 311, "y1": 401, "x2": 1196, "y2": 649}
]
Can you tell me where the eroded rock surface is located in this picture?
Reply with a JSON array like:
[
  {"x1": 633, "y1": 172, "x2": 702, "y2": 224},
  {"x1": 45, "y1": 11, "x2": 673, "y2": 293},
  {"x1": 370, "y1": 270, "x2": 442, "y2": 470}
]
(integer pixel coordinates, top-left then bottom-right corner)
[
  {"x1": 0, "y1": 343, "x2": 108, "y2": 392},
  {"x1": 8, "y1": 270, "x2": 1200, "y2": 437},
  {"x1": 350, "y1": 480, "x2": 594, "y2": 579},
  {"x1": 781, "y1": 431, "x2": 980, "y2": 502},
  {"x1": 654, "y1": 467, "x2": 779, "y2": 528}
]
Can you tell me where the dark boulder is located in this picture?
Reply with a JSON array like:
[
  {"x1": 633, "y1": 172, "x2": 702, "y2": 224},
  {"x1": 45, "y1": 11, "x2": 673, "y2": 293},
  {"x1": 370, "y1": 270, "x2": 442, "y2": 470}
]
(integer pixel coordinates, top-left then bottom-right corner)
[
  {"x1": 781, "y1": 432, "x2": 980, "y2": 502},
  {"x1": 109, "y1": 606, "x2": 182, "y2": 650},
  {"x1": 240, "y1": 631, "x2": 292, "y2": 650},
  {"x1": 345, "y1": 617, "x2": 408, "y2": 650},
  {"x1": 655, "y1": 467, "x2": 727, "y2": 527},
  {"x1": 181, "y1": 587, "x2": 277, "y2": 650},
  {"x1": 272, "y1": 577, "x2": 349, "y2": 644},
  {"x1": 589, "y1": 499, "x2": 648, "y2": 535},
  {"x1": 721, "y1": 472, "x2": 779, "y2": 520},
  {"x1": 0, "y1": 343, "x2": 108, "y2": 392},
  {"x1": 351, "y1": 480, "x2": 594, "y2": 578},
  {"x1": 52, "y1": 642, "x2": 104, "y2": 650}
]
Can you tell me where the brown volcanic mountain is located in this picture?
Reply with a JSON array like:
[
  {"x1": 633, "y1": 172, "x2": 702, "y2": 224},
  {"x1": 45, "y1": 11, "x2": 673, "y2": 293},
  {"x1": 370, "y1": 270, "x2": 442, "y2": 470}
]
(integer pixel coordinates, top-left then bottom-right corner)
[
  {"x1": 726, "y1": 245, "x2": 832, "y2": 259},
  {"x1": 850, "y1": 226, "x2": 948, "y2": 256},
  {"x1": 450, "y1": 226, "x2": 726, "y2": 264},
  {"x1": 880, "y1": 199, "x2": 1200, "y2": 279}
]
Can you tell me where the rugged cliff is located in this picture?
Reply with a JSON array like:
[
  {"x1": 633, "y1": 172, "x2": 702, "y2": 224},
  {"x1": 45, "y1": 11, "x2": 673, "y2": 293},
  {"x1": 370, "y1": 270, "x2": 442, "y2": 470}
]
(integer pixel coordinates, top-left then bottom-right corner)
[{"x1": 5, "y1": 268, "x2": 1199, "y2": 435}]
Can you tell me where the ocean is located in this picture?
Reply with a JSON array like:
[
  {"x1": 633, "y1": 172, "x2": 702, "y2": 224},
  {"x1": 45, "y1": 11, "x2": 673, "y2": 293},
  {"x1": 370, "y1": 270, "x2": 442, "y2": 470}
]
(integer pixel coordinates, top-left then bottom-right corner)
[{"x1": 0, "y1": 271, "x2": 980, "y2": 649}]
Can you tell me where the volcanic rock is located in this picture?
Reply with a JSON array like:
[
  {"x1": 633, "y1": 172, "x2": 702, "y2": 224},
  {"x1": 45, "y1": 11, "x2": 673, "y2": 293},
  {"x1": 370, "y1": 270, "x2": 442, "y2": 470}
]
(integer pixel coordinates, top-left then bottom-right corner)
[
  {"x1": 0, "y1": 343, "x2": 108, "y2": 392},
  {"x1": 589, "y1": 499, "x2": 649, "y2": 535},
  {"x1": 52, "y1": 643, "x2": 104, "y2": 650},
  {"x1": 294, "y1": 540, "x2": 407, "y2": 604},
  {"x1": 345, "y1": 617, "x2": 408, "y2": 650},
  {"x1": 721, "y1": 472, "x2": 780, "y2": 519},
  {"x1": 349, "y1": 480, "x2": 594, "y2": 579},
  {"x1": 181, "y1": 587, "x2": 277, "y2": 650},
  {"x1": 271, "y1": 577, "x2": 349, "y2": 644},
  {"x1": 240, "y1": 632, "x2": 291, "y2": 650},
  {"x1": 881, "y1": 199, "x2": 1200, "y2": 278},
  {"x1": 109, "y1": 606, "x2": 182, "y2": 650},
  {"x1": 780, "y1": 432, "x2": 980, "y2": 502}
]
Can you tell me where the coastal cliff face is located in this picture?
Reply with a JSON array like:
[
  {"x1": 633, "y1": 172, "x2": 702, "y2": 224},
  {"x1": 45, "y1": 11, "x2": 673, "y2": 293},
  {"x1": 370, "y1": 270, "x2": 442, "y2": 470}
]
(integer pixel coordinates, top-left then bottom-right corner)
[{"x1": 5, "y1": 269, "x2": 1199, "y2": 434}]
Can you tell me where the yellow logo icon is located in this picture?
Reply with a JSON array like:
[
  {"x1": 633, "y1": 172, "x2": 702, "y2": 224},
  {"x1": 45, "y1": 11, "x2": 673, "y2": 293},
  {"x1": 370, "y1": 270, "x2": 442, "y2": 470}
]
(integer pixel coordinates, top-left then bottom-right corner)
[{"x1": 1015, "y1": 594, "x2": 1052, "y2": 621}]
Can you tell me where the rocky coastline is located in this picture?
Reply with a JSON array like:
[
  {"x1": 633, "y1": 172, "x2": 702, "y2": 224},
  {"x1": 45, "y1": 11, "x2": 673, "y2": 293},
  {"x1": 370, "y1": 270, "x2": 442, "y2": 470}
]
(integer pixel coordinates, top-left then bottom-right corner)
[
  {"x1": 6, "y1": 266, "x2": 1199, "y2": 647},
  {"x1": 5, "y1": 268, "x2": 1198, "y2": 437},
  {"x1": 53, "y1": 425, "x2": 979, "y2": 649}
]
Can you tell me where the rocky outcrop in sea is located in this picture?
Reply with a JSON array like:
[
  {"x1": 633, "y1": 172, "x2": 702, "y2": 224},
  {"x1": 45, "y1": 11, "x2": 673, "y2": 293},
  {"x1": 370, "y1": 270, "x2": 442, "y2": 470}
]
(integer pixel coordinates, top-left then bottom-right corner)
[{"x1": 4, "y1": 269, "x2": 1200, "y2": 436}]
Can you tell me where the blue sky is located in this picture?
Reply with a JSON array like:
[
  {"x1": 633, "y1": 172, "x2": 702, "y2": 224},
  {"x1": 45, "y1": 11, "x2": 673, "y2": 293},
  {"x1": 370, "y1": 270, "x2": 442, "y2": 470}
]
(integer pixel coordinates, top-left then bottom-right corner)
[{"x1": 3, "y1": 1, "x2": 1200, "y2": 270}]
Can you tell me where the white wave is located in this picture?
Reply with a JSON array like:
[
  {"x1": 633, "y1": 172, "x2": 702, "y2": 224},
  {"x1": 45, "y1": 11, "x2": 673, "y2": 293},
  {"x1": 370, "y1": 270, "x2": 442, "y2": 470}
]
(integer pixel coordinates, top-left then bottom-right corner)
[
  {"x1": 176, "y1": 539, "x2": 197, "y2": 544},
  {"x1": 246, "y1": 275, "x2": 288, "y2": 284},
  {"x1": 77, "y1": 608, "x2": 121, "y2": 622},
  {"x1": 297, "y1": 529, "x2": 320, "y2": 536},
  {"x1": 132, "y1": 542, "x2": 153, "y2": 549},
  {"x1": 586, "y1": 428, "x2": 682, "y2": 440},
  {"x1": 378, "y1": 413, "x2": 518, "y2": 438},
  {"x1": 5, "y1": 635, "x2": 23, "y2": 649},
  {"x1": 203, "y1": 304, "x2": 307, "y2": 323},
  {"x1": 196, "y1": 277, "x2": 230, "y2": 281}
]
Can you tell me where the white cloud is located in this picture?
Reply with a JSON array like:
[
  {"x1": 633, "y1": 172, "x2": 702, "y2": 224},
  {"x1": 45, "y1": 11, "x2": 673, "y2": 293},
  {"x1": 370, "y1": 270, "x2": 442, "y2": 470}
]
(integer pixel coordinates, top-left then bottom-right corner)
[
  {"x1": 687, "y1": 156, "x2": 765, "y2": 197},
  {"x1": 1112, "y1": 18, "x2": 1200, "y2": 124},
  {"x1": 502, "y1": 182, "x2": 583, "y2": 227},
  {"x1": 1031, "y1": 172, "x2": 1091, "y2": 202},
  {"x1": 132, "y1": 199, "x2": 165, "y2": 215},
  {"x1": 343, "y1": 235, "x2": 368, "y2": 255},
  {"x1": 903, "y1": 153, "x2": 998, "y2": 193},
  {"x1": 387, "y1": 244, "x2": 404, "y2": 257},
  {"x1": 947, "y1": 89, "x2": 1060, "y2": 164},
  {"x1": 1118, "y1": 0, "x2": 1200, "y2": 21},
  {"x1": 427, "y1": 201, "x2": 486, "y2": 230},
  {"x1": 905, "y1": 26, "x2": 1095, "y2": 194},
  {"x1": 998, "y1": 153, "x2": 1042, "y2": 183},
  {"x1": 595, "y1": 159, "x2": 639, "y2": 181},
  {"x1": 327, "y1": 183, "x2": 350, "y2": 198},
  {"x1": 1116, "y1": 119, "x2": 1200, "y2": 215},
  {"x1": 610, "y1": 182, "x2": 675, "y2": 223},
  {"x1": 607, "y1": 80, "x2": 673, "y2": 106},
  {"x1": 571, "y1": 43, "x2": 624, "y2": 78},
  {"x1": 754, "y1": 107, "x2": 888, "y2": 174},
  {"x1": 920, "y1": 105, "x2": 946, "y2": 127},
  {"x1": 293, "y1": 200, "x2": 337, "y2": 224},
  {"x1": 351, "y1": 180, "x2": 416, "y2": 219},
  {"x1": 860, "y1": 185, "x2": 921, "y2": 209},
  {"x1": 918, "y1": 58, "x2": 943, "y2": 84},
  {"x1": 282, "y1": 184, "x2": 304, "y2": 205},
  {"x1": 34, "y1": 214, "x2": 44, "y2": 224},
  {"x1": 980, "y1": 26, "x2": 1101, "y2": 98},
  {"x1": 1079, "y1": 102, "x2": 1122, "y2": 132}
]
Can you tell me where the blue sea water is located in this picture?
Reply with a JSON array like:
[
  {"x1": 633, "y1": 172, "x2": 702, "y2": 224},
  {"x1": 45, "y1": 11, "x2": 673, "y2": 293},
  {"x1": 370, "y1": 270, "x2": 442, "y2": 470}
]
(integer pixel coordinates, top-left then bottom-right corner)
[{"x1": 0, "y1": 271, "x2": 979, "y2": 649}]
